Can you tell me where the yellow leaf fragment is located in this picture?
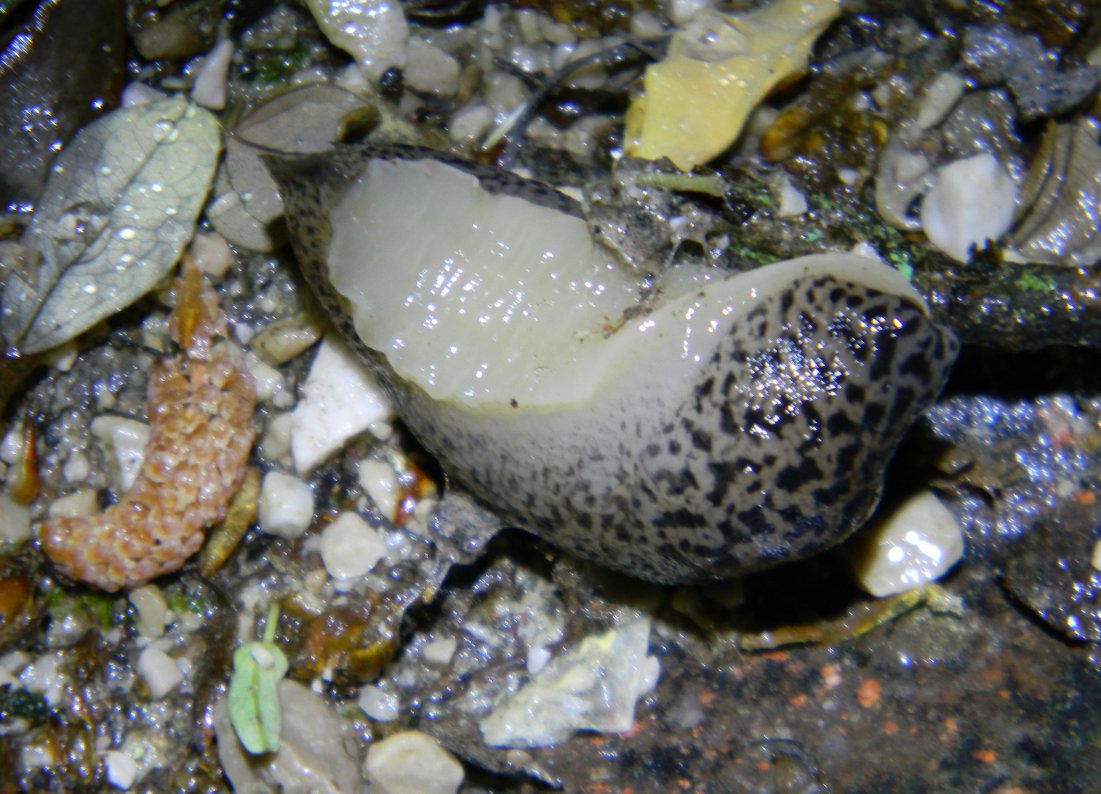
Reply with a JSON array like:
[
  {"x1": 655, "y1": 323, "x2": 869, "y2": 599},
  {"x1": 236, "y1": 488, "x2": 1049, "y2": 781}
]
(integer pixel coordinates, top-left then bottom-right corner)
[
  {"x1": 199, "y1": 466, "x2": 261, "y2": 579},
  {"x1": 624, "y1": 0, "x2": 841, "y2": 171}
]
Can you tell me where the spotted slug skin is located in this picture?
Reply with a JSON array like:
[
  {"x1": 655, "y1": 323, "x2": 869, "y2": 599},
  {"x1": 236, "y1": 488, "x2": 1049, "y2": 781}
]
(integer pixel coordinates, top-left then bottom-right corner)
[
  {"x1": 38, "y1": 268, "x2": 256, "y2": 592},
  {"x1": 269, "y1": 145, "x2": 958, "y2": 584}
]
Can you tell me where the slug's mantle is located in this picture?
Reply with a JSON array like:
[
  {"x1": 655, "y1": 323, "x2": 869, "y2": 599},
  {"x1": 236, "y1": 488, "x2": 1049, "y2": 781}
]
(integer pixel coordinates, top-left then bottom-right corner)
[{"x1": 268, "y1": 146, "x2": 958, "y2": 584}]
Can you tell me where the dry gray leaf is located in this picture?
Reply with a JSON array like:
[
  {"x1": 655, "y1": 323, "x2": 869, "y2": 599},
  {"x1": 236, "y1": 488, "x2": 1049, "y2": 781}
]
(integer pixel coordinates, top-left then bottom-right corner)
[
  {"x1": 207, "y1": 84, "x2": 374, "y2": 251},
  {"x1": 1, "y1": 95, "x2": 221, "y2": 354}
]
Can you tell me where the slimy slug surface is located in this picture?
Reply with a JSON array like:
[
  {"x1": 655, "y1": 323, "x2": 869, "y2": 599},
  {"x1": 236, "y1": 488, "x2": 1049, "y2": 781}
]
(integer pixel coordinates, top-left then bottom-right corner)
[{"x1": 270, "y1": 146, "x2": 958, "y2": 583}]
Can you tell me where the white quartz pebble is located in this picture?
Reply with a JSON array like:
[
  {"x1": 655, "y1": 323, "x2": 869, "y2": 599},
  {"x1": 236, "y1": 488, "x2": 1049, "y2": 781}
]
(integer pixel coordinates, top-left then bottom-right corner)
[
  {"x1": 259, "y1": 471, "x2": 315, "y2": 539},
  {"x1": 358, "y1": 684, "x2": 400, "y2": 722},
  {"x1": 290, "y1": 336, "x2": 394, "y2": 473},
  {"x1": 358, "y1": 457, "x2": 400, "y2": 520},
  {"x1": 775, "y1": 174, "x2": 808, "y2": 217},
  {"x1": 136, "y1": 647, "x2": 183, "y2": 700},
  {"x1": 420, "y1": 636, "x2": 457, "y2": 666},
  {"x1": 245, "y1": 354, "x2": 286, "y2": 405},
  {"x1": 104, "y1": 750, "x2": 138, "y2": 790},
  {"x1": 319, "y1": 511, "x2": 386, "y2": 580},
  {"x1": 920, "y1": 153, "x2": 1017, "y2": 263},
  {"x1": 48, "y1": 488, "x2": 99, "y2": 519},
  {"x1": 917, "y1": 71, "x2": 966, "y2": 129},
  {"x1": 306, "y1": 0, "x2": 409, "y2": 81},
  {"x1": 366, "y1": 731, "x2": 464, "y2": 794},
  {"x1": 129, "y1": 585, "x2": 171, "y2": 638},
  {"x1": 91, "y1": 416, "x2": 151, "y2": 492},
  {"x1": 0, "y1": 492, "x2": 31, "y2": 543},
  {"x1": 848, "y1": 490, "x2": 965, "y2": 597},
  {"x1": 405, "y1": 37, "x2": 460, "y2": 95},
  {"x1": 192, "y1": 40, "x2": 234, "y2": 110},
  {"x1": 448, "y1": 104, "x2": 494, "y2": 143},
  {"x1": 188, "y1": 231, "x2": 235, "y2": 280}
]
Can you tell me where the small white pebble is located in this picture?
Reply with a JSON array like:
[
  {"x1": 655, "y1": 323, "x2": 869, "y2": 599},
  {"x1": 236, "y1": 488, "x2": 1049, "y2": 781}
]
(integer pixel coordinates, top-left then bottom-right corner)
[
  {"x1": 46, "y1": 341, "x2": 78, "y2": 372},
  {"x1": 527, "y1": 646, "x2": 551, "y2": 674},
  {"x1": 917, "y1": 71, "x2": 966, "y2": 130},
  {"x1": 191, "y1": 40, "x2": 234, "y2": 110},
  {"x1": 136, "y1": 647, "x2": 183, "y2": 700},
  {"x1": 121, "y1": 82, "x2": 165, "y2": 107},
  {"x1": 837, "y1": 167, "x2": 860, "y2": 186},
  {"x1": 484, "y1": 72, "x2": 526, "y2": 116},
  {"x1": 366, "y1": 730, "x2": 464, "y2": 794},
  {"x1": 0, "y1": 425, "x2": 23, "y2": 466},
  {"x1": 319, "y1": 511, "x2": 386, "y2": 580},
  {"x1": 921, "y1": 153, "x2": 1018, "y2": 263},
  {"x1": 358, "y1": 685, "x2": 401, "y2": 722},
  {"x1": 259, "y1": 412, "x2": 294, "y2": 464},
  {"x1": 187, "y1": 232, "x2": 235, "y2": 280},
  {"x1": 19, "y1": 653, "x2": 65, "y2": 706},
  {"x1": 129, "y1": 585, "x2": 171, "y2": 639},
  {"x1": 90, "y1": 416, "x2": 151, "y2": 492},
  {"x1": 62, "y1": 451, "x2": 90, "y2": 483},
  {"x1": 0, "y1": 651, "x2": 29, "y2": 686},
  {"x1": 245, "y1": 355, "x2": 285, "y2": 404},
  {"x1": 448, "y1": 103, "x2": 494, "y2": 144},
  {"x1": 48, "y1": 488, "x2": 99, "y2": 519},
  {"x1": 670, "y1": 0, "x2": 713, "y2": 25},
  {"x1": 258, "y1": 471, "x2": 315, "y2": 539},
  {"x1": 0, "y1": 492, "x2": 31, "y2": 543},
  {"x1": 420, "y1": 636, "x2": 457, "y2": 666},
  {"x1": 358, "y1": 457, "x2": 400, "y2": 520},
  {"x1": 291, "y1": 336, "x2": 394, "y2": 473},
  {"x1": 775, "y1": 174, "x2": 808, "y2": 217},
  {"x1": 304, "y1": 568, "x2": 328, "y2": 595},
  {"x1": 334, "y1": 61, "x2": 370, "y2": 92},
  {"x1": 104, "y1": 750, "x2": 138, "y2": 790},
  {"x1": 404, "y1": 36, "x2": 459, "y2": 95},
  {"x1": 250, "y1": 316, "x2": 323, "y2": 366},
  {"x1": 233, "y1": 323, "x2": 255, "y2": 345},
  {"x1": 630, "y1": 10, "x2": 666, "y2": 38},
  {"x1": 308, "y1": 0, "x2": 409, "y2": 81},
  {"x1": 848, "y1": 490, "x2": 965, "y2": 597},
  {"x1": 849, "y1": 241, "x2": 885, "y2": 264}
]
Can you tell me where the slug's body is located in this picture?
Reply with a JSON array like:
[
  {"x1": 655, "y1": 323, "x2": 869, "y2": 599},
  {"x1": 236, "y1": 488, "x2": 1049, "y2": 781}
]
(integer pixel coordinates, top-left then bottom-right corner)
[
  {"x1": 270, "y1": 146, "x2": 957, "y2": 583},
  {"x1": 39, "y1": 267, "x2": 255, "y2": 592}
]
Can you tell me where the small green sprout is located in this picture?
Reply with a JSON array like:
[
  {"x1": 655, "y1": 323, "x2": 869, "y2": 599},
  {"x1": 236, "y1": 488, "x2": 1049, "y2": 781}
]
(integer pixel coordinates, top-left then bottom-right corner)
[{"x1": 228, "y1": 604, "x2": 288, "y2": 755}]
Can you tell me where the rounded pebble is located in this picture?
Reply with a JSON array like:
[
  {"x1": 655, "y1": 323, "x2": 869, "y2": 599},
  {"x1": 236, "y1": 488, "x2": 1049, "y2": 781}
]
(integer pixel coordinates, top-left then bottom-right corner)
[
  {"x1": 90, "y1": 416, "x2": 151, "y2": 492},
  {"x1": 366, "y1": 730, "x2": 464, "y2": 794},
  {"x1": 848, "y1": 490, "x2": 965, "y2": 597},
  {"x1": 128, "y1": 585, "x2": 170, "y2": 638},
  {"x1": 358, "y1": 684, "x2": 400, "y2": 722},
  {"x1": 258, "y1": 471, "x2": 315, "y2": 539},
  {"x1": 48, "y1": 489, "x2": 99, "y2": 519},
  {"x1": 104, "y1": 750, "x2": 138, "y2": 790},
  {"x1": 136, "y1": 646, "x2": 183, "y2": 700},
  {"x1": 920, "y1": 153, "x2": 1017, "y2": 262},
  {"x1": 319, "y1": 511, "x2": 386, "y2": 580},
  {"x1": 0, "y1": 492, "x2": 31, "y2": 543},
  {"x1": 290, "y1": 337, "x2": 394, "y2": 473}
]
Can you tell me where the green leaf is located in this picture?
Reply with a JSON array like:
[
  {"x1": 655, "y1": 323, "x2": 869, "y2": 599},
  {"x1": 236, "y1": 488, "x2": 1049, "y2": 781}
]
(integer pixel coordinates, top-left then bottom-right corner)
[
  {"x1": 1, "y1": 96, "x2": 221, "y2": 354},
  {"x1": 228, "y1": 639, "x2": 289, "y2": 755}
]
